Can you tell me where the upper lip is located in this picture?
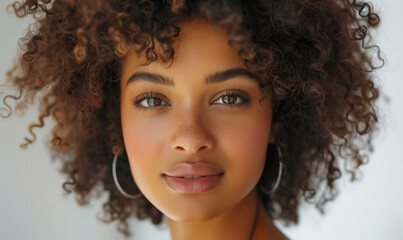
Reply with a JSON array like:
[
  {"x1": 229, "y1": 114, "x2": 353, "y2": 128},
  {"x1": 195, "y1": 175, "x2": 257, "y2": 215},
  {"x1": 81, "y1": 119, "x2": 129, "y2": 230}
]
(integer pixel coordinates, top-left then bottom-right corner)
[{"x1": 163, "y1": 161, "x2": 224, "y2": 177}]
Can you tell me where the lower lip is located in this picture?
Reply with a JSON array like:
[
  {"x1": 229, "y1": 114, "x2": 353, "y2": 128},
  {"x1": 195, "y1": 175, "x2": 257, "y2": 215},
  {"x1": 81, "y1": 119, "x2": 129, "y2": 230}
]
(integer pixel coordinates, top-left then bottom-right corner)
[{"x1": 163, "y1": 174, "x2": 223, "y2": 193}]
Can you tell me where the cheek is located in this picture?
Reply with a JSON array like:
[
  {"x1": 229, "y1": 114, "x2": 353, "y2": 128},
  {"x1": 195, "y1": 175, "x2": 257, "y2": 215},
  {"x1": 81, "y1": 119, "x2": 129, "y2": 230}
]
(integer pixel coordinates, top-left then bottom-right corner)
[
  {"x1": 218, "y1": 109, "x2": 272, "y2": 180},
  {"x1": 121, "y1": 116, "x2": 167, "y2": 191},
  {"x1": 225, "y1": 122, "x2": 269, "y2": 171}
]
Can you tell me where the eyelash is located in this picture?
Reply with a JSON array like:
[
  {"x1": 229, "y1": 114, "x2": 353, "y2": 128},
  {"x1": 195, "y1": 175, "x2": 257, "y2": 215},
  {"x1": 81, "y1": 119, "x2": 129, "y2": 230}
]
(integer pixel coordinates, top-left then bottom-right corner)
[{"x1": 132, "y1": 89, "x2": 251, "y2": 112}]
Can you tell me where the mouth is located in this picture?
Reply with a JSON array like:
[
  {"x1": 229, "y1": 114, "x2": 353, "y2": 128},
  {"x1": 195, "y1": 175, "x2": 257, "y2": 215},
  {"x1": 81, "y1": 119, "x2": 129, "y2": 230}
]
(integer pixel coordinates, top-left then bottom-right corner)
[
  {"x1": 162, "y1": 173, "x2": 224, "y2": 178},
  {"x1": 162, "y1": 173, "x2": 224, "y2": 193},
  {"x1": 163, "y1": 161, "x2": 224, "y2": 180}
]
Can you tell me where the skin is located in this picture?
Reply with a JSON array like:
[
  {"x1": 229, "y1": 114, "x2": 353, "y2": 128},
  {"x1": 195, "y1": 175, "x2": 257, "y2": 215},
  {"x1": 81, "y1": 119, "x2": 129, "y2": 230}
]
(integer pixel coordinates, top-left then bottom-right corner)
[{"x1": 120, "y1": 18, "x2": 288, "y2": 240}]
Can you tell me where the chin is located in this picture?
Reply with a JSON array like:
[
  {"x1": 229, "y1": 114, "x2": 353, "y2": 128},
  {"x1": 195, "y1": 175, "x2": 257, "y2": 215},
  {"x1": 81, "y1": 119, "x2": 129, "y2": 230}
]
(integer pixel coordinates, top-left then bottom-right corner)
[{"x1": 164, "y1": 206, "x2": 224, "y2": 222}]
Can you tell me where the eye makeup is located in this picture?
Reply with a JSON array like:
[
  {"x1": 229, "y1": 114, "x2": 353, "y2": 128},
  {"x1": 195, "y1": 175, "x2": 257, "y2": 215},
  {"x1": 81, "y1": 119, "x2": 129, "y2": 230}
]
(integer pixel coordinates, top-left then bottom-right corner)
[{"x1": 131, "y1": 88, "x2": 252, "y2": 112}]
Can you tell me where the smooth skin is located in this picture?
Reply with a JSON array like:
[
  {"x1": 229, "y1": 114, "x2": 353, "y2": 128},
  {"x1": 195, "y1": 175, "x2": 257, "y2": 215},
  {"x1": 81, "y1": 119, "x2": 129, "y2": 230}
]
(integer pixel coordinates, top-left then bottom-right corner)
[{"x1": 120, "y1": 18, "x2": 288, "y2": 240}]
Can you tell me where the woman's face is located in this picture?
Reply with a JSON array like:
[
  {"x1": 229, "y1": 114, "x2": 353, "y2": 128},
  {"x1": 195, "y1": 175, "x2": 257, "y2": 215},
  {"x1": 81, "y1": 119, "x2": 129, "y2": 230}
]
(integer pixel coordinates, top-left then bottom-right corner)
[{"x1": 120, "y1": 19, "x2": 274, "y2": 221}]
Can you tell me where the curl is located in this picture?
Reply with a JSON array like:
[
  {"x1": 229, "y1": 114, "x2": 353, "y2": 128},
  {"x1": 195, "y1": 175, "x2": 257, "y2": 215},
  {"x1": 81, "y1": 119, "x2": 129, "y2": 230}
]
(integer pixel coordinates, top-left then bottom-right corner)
[
  {"x1": 0, "y1": 86, "x2": 23, "y2": 118},
  {"x1": 19, "y1": 100, "x2": 56, "y2": 149}
]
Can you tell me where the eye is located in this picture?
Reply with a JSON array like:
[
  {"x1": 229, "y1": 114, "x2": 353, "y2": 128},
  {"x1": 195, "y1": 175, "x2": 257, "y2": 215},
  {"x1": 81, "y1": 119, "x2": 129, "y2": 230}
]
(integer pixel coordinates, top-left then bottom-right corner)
[
  {"x1": 132, "y1": 89, "x2": 251, "y2": 112},
  {"x1": 212, "y1": 89, "x2": 251, "y2": 108},
  {"x1": 132, "y1": 91, "x2": 169, "y2": 112}
]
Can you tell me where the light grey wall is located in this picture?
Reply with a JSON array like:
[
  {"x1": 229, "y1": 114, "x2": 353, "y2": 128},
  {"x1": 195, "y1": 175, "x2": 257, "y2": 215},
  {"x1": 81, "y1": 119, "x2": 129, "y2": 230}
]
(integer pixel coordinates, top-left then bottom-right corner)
[{"x1": 1, "y1": 0, "x2": 401, "y2": 239}]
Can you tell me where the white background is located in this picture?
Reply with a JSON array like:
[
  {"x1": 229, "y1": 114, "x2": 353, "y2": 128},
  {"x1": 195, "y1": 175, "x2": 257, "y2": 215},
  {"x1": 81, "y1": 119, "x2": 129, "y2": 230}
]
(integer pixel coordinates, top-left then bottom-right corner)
[{"x1": 1, "y1": 0, "x2": 402, "y2": 239}]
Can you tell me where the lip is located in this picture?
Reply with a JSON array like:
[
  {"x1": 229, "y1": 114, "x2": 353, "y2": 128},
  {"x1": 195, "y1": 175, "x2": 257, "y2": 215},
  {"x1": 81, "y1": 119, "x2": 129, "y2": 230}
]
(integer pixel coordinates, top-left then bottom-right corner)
[
  {"x1": 163, "y1": 161, "x2": 224, "y2": 177},
  {"x1": 163, "y1": 174, "x2": 224, "y2": 193}
]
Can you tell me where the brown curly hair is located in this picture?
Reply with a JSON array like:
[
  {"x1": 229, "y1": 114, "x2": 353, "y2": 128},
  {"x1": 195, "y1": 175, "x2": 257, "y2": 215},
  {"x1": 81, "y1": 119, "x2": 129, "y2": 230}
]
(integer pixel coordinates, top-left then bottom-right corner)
[{"x1": 1, "y1": 0, "x2": 384, "y2": 237}]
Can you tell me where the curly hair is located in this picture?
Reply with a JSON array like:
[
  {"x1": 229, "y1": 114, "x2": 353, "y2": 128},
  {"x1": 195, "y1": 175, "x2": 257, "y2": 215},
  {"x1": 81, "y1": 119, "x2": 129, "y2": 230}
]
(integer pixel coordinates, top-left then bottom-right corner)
[{"x1": 1, "y1": 0, "x2": 383, "y2": 237}]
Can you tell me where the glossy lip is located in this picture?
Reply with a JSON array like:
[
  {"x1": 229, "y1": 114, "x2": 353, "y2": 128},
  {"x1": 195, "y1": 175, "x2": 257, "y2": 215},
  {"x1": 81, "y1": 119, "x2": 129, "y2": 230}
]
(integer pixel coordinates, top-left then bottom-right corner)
[
  {"x1": 163, "y1": 161, "x2": 224, "y2": 177},
  {"x1": 163, "y1": 174, "x2": 224, "y2": 193}
]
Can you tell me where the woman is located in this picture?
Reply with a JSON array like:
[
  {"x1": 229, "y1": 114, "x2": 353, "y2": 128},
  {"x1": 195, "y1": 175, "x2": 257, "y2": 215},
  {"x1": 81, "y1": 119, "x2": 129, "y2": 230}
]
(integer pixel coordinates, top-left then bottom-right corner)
[{"x1": 1, "y1": 0, "x2": 382, "y2": 239}]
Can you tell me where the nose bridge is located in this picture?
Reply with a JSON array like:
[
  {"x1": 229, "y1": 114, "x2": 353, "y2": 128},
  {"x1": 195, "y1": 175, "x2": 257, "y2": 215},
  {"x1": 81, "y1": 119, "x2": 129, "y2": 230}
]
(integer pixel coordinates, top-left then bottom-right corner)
[{"x1": 170, "y1": 105, "x2": 214, "y2": 154}]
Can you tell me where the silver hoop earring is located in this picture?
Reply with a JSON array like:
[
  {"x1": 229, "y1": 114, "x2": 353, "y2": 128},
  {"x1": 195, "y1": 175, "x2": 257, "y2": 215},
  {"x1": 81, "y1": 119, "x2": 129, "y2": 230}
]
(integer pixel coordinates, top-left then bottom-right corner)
[
  {"x1": 258, "y1": 144, "x2": 283, "y2": 194},
  {"x1": 112, "y1": 154, "x2": 143, "y2": 199}
]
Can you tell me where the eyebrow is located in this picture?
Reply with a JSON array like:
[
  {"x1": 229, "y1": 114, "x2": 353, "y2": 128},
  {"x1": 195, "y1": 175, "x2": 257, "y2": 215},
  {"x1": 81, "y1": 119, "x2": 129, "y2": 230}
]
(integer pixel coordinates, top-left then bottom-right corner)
[{"x1": 126, "y1": 68, "x2": 260, "y2": 87}]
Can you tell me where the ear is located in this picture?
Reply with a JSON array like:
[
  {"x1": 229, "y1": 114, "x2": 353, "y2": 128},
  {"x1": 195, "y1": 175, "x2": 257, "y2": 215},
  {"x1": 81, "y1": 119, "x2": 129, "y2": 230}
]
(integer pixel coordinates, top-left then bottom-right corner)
[{"x1": 269, "y1": 121, "x2": 278, "y2": 144}]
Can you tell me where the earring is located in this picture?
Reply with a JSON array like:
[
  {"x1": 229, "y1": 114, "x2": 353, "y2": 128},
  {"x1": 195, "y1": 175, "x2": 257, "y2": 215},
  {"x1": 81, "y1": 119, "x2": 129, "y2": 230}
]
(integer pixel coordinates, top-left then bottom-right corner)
[
  {"x1": 258, "y1": 144, "x2": 283, "y2": 194},
  {"x1": 112, "y1": 154, "x2": 143, "y2": 199}
]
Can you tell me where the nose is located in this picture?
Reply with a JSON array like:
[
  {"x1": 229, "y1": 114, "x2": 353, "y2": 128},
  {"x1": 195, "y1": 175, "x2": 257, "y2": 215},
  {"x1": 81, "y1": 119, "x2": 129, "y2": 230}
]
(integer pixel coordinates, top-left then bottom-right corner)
[{"x1": 170, "y1": 109, "x2": 215, "y2": 154}]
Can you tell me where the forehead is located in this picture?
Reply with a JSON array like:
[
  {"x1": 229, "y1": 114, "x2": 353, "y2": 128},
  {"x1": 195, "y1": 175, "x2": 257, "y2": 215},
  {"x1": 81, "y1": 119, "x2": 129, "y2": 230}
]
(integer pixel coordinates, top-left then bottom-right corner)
[
  {"x1": 173, "y1": 19, "x2": 242, "y2": 66},
  {"x1": 122, "y1": 19, "x2": 247, "y2": 82}
]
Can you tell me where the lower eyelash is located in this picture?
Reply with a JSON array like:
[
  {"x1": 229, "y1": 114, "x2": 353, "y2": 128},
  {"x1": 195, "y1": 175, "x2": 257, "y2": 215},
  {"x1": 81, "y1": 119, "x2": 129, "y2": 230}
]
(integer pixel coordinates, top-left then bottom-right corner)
[
  {"x1": 132, "y1": 91, "x2": 166, "y2": 112},
  {"x1": 132, "y1": 89, "x2": 250, "y2": 112},
  {"x1": 216, "y1": 89, "x2": 251, "y2": 107}
]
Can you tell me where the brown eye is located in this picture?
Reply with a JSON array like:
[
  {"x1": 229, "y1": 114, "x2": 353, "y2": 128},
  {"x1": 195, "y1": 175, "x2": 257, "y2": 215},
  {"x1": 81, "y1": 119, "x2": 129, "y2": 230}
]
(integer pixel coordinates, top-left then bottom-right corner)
[
  {"x1": 132, "y1": 89, "x2": 251, "y2": 112},
  {"x1": 133, "y1": 91, "x2": 169, "y2": 112},
  {"x1": 213, "y1": 89, "x2": 251, "y2": 108},
  {"x1": 221, "y1": 95, "x2": 241, "y2": 104},
  {"x1": 141, "y1": 97, "x2": 163, "y2": 107}
]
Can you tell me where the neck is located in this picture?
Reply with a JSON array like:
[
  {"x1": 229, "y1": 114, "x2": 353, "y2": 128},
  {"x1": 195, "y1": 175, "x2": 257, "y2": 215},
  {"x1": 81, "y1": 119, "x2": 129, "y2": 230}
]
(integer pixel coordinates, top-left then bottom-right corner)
[{"x1": 167, "y1": 188, "x2": 287, "y2": 240}]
